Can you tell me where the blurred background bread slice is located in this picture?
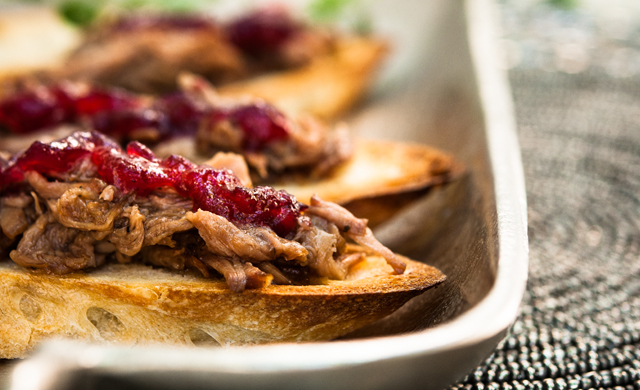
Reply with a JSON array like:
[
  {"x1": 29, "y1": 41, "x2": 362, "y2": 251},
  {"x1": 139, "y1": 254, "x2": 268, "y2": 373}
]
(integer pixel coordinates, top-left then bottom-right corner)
[{"x1": 0, "y1": 7, "x2": 80, "y2": 79}]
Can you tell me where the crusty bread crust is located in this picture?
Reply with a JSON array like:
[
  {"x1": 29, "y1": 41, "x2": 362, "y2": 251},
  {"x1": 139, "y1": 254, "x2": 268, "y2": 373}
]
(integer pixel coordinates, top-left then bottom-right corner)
[
  {"x1": 277, "y1": 138, "x2": 465, "y2": 205},
  {"x1": 0, "y1": 253, "x2": 444, "y2": 358},
  {"x1": 218, "y1": 37, "x2": 388, "y2": 119}
]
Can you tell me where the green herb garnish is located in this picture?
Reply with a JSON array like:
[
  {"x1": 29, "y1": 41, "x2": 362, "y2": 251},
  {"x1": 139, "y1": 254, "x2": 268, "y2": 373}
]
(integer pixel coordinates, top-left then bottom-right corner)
[
  {"x1": 58, "y1": 0, "x2": 101, "y2": 26},
  {"x1": 546, "y1": 0, "x2": 579, "y2": 10},
  {"x1": 308, "y1": 0, "x2": 357, "y2": 22}
]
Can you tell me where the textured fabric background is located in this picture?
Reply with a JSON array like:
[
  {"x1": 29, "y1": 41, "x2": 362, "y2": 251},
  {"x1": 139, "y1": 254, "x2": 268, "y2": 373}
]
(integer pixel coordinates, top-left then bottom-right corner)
[{"x1": 450, "y1": 69, "x2": 640, "y2": 390}]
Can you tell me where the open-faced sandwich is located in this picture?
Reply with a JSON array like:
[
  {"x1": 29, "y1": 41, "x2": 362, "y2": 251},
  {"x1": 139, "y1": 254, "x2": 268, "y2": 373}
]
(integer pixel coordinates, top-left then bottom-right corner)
[
  {"x1": 0, "y1": 131, "x2": 445, "y2": 358},
  {"x1": 0, "y1": 6, "x2": 387, "y2": 119},
  {"x1": 0, "y1": 6, "x2": 464, "y2": 228},
  {"x1": 0, "y1": 76, "x2": 464, "y2": 212}
]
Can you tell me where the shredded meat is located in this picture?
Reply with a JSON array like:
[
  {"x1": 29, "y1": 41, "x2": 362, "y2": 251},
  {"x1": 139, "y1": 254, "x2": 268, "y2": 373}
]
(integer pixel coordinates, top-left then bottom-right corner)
[
  {"x1": 48, "y1": 183, "x2": 129, "y2": 232},
  {"x1": 187, "y1": 256, "x2": 210, "y2": 278},
  {"x1": 108, "y1": 205, "x2": 145, "y2": 256},
  {"x1": 10, "y1": 214, "x2": 99, "y2": 274},
  {"x1": 307, "y1": 123, "x2": 353, "y2": 178},
  {"x1": 265, "y1": 116, "x2": 351, "y2": 177},
  {"x1": 256, "y1": 262, "x2": 291, "y2": 285},
  {"x1": 200, "y1": 255, "x2": 272, "y2": 293},
  {"x1": 347, "y1": 229, "x2": 407, "y2": 274},
  {"x1": 59, "y1": 25, "x2": 247, "y2": 94},
  {"x1": 1, "y1": 193, "x2": 32, "y2": 209},
  {"x1": 4, "y1": 189, "x2": 402, "y2": 289},
  {"x1": 39, "y1": 7, "x2": 335, "y2": 95},
  {"x1": 1, "y1": 132, "x2": 400, "y2": 291},
  {"x1": 294, "y1": 216, "x2": 346, "y2": 280},
  {"x1": 115, "y1": 252, "x2": 132, "y2": 264},
  {"x1": 0, "y1": 206, "x2": 29, "y2": 240},
  {"x1": 26, "y1": 171, "x2": 85, "y2": 200},
  {"x1": 186, "y1": 209, "x2": 308, "y2": 262},
  {"x1": 94, "y1": 241, "x2": 117, "y2": 254},
  {"x1": 144, "y1": 192, "x2": 193, "y2": 211},
  {"x1": 142, "y1": 208, "x2": 193, "y2": 247},
  {"x1": 138, "y1": 246, "x2": 186, "y2": 272},
  {"x1": 197, "y1": 117, "x2": 244, "y2": 154},
  {"x1": 180, "y1": 74, "x2": 352, "y2": 180},
  {"x1": 0, "y1": 193, "x2": 33, "y2": 240},
  {"x1": 305, "y1": 195, "x2": 367, "y2": 235},
  {"x1": 306, "y1": 195, "x2": 407, "y2": 274},
  {"x1": 100, "y1": 185, "x2": 117, "y2": 202},
  {"x1": 194, "y1": 107, "x2": 352, "y2": 180},
  {"x1": 336, "y1": 252, "x2": 366, "y2": 269},
  {"x1": 242, "y1": 261, "x2": 274, "y2": 290},
  {"x1": 244, "y1": 153, "x2": 269, "y2": 179}
]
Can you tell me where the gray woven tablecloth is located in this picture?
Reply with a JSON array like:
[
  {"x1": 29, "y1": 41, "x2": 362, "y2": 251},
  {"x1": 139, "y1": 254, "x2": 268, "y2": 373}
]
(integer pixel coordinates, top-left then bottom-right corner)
[{"x1": 450, "y1": 68, "x2": 640, "y2": 390}]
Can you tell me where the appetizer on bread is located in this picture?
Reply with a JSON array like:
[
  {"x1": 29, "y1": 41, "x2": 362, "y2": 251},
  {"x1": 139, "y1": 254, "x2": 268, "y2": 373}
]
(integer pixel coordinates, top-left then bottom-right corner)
[
  {"x1": 0, "y1": 6, "x2": 387, "y2": 119},
  {"x1": 0, "y1": 77, "x2": 463, "y2": 206},
  {"x1": 0, "y1": 131, "x2": 445, "y2": 358},
  {"x1": 58, "y1": 6, "x2": 334, "y2": 93},
  {"x1": 0, "y1": 76, "x2": 351, "y2": 180}
]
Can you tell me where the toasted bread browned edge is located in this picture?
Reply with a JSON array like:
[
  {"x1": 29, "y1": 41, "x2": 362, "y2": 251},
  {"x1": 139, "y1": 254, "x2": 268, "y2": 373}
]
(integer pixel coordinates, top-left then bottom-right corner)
[
  {"x1": 277, "y1": 138, "x2": 465, "y2": 205},
  {"x1": 0, "y1": 254, "x2": 444, "y2": 358}
]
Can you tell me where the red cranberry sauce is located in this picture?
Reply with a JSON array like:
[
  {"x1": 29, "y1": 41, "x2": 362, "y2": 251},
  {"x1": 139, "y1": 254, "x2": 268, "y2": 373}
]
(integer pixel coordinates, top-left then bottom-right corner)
[
  {"x1": 179, "y1": 167, "x2": 302, "y2": 236},
  {"x1": 0, "y1": 83, "x2": 140, "y2": 134},
  {"x1": 210, "y1": 101, "x2": 291, "y2": 151},
  {"x1": 226, "y1": 7, "x2": 301, "y2": 57},
  {"x1": 0, "y1": 132, "x2": 304, "y2": 236},
  {"x1": 90, "y1": 108, "x2": 162, "y2": 139},
  {"x1": 0, "y1": 131, "x2": 111, "y2": 189},
  {"x1": 74, "y1": 88, "x2": 140, "y2": 116},
  {"x1": 0, "y1": 85, "x2": 71, "y2": 134},
  {"x1": 155, "y1": 92, "x2": 205, "y2": 137},
  {"x1": 0, "y1": 84, "x2": 291, "y2": 152}
]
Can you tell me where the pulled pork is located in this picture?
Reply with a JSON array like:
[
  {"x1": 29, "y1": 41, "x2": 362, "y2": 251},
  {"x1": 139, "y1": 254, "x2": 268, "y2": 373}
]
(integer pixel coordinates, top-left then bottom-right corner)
[
  {"x1": 0, "y1": 76, "x2": 352, "y2": 184},
  {"x1": 57, "y1": 18, "x2": 247, "y2": 94},
  {"x1": 180, "y1": 74, "x2": 352, "y2": 180},
  {"x1": 53, "y1": 8, "x2": 334, "y2": 94},
  {"x1": 2, "y1": 181, "x2": 402, "y2": 291},
  {"x1": 305, "y1": 195, "x2": 407, "y2": 275},
  {"x1": 11, "y1": 213, "x2": 100, "y2": 274},
  {"x1": 0, "y1": 134, "x2": 402, "y2": 292}
]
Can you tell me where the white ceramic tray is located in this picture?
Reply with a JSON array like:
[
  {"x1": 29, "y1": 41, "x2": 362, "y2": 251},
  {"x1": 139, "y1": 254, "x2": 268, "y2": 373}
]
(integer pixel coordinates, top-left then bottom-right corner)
[{"x1": 8, "y1": 0, "x2": 528, "y2": 389}]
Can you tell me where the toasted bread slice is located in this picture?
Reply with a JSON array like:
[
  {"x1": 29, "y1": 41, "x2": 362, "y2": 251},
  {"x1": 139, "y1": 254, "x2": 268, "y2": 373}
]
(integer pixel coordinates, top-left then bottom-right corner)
[
  {"x1": 0, "y1": 251, "x2": 444, "y2": 359},
  {"x1": 218, "y1": 36, "x2": 388, "y2": 119},
  {"x1": 275, "y1": 139, "x2": 464, "y2": 205},
  {"x1": 0, "y1": 9, "x2": 386, "y2": 120},
  {"x1": 0, "y1": 8, "x2": 80, "y2": 80}
]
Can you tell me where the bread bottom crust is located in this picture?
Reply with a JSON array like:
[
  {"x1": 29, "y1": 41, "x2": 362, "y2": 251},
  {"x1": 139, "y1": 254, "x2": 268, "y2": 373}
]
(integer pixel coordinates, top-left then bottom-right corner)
[{"x1": 0, "y1": 255, "x2": 444, "y2": 358}]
